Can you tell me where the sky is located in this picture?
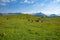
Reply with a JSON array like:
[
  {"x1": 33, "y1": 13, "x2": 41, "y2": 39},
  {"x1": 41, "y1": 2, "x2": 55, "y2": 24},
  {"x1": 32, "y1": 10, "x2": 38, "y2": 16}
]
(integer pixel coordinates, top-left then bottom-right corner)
[{"x1": 0, "y1": 0, "x2": 60, "y2": 15}]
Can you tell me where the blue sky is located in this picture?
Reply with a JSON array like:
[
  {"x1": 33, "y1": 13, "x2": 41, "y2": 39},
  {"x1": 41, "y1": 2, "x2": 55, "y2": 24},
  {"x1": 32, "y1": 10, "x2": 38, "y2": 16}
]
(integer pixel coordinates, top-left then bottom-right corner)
[{"x1": 0, "y1": 0, "x2": 60, "y2": 15}]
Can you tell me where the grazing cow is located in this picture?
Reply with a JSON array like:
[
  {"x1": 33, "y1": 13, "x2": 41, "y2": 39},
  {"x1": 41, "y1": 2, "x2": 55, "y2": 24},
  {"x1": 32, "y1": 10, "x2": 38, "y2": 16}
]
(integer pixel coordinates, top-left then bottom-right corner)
[
  {"x1": 34, "y1": 19, "x2": 43, "y2": 22},
  {"x1": 34, "y1": 19, "x2": 42, "y2": 22},
  {"x1": 6, "y1": 18, "x2": 8, "y2": 20},
  {"x1": 28, "y1": 19, "x2": 30, "y2": 21},
  {"x1": 27, "y1": 18, "x2": 43, "y2": 23},
  {"x1": 34, "y1": 18, "x2": 40, "y2": 22}
]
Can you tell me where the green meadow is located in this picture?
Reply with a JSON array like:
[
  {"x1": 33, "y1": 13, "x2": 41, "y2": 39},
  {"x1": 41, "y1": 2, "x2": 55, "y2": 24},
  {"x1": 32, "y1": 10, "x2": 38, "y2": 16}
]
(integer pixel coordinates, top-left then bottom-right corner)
[{"x1": 0, "y1": 14, "x2": 60, "y2": 40}]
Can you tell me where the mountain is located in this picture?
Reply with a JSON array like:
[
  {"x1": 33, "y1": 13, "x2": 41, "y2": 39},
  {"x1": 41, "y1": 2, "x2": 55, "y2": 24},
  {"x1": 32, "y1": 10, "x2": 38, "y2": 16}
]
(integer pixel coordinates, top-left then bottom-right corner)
[
  {"x1": 0, "y1": 13, "x2": 2, "y2": 16},
  {"x1": 0, "y1": 13, "x2": 22, "y2": 16},
  {"x1": 34, "y1": 12, "x2": 47, "y2": 17},
  {"x1": 8, "y1": 13, "x2": 22, "y2": 15},
  {"x1": 49, "y1": 14, "x2": 58, "y2": 17}
]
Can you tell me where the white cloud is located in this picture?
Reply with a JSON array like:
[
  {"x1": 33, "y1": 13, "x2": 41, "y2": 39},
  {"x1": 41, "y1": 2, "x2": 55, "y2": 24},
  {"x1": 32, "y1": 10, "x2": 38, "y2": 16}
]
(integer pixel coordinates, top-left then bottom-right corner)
[
  {"x1": 31, "y1": 1, "x2": 34, "y2": 4},
  {"x1": 53, "y1": 0, "x2": 60, "y2": 3},
  {"x1": 0, "y1": 3, "x2": 6, "y2": 6},
  {"x1": 56, "y1": 0, "x2": 60, "y2": 2},
  {"x1": 24, "y1": 0, "x2": 28, "y2": 3},
  {"x1": 42, "y1": 9, "x2": 60, "y2": 16},
  {"x1": 41, "y1": 2, "x2": 60, "y2": 16},
  {"x1": 1, "y1": 0, "x2": 16, "y2": 3},
  {"x1": 40, "y1": 3, "x2": 45, "y2": 7},
  {"x1": 0, "y1": 0, "x2": 16, "y2": 6},
  {"x1": 21, "y1": 0, "x2": 34, "y2": 4},
  {"x1": 1, "y1": 0, "x2": 10, "y2": 3},
  {"x1": 11, "y1": 0, "x2": 16, "y2": 2}
]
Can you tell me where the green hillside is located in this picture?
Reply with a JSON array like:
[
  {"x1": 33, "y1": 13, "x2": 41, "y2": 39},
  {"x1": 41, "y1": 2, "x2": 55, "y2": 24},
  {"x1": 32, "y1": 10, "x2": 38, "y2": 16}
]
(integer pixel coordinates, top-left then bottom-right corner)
[{"x1": 0, "y1": 14, "x2": 60, "y2": 40}]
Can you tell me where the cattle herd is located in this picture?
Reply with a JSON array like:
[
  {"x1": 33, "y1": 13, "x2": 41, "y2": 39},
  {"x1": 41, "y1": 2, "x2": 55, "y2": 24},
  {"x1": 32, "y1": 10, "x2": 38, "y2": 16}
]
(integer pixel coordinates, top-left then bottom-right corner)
[{"x1": 27, "y1": 18, "x2": 43, "y2": 23}]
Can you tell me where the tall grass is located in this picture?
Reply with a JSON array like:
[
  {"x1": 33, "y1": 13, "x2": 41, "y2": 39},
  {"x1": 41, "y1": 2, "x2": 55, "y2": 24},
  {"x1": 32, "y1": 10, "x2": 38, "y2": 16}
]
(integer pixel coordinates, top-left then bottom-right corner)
[{"x1": 0, "y1": 14, "x2": 60, "y2": 40}]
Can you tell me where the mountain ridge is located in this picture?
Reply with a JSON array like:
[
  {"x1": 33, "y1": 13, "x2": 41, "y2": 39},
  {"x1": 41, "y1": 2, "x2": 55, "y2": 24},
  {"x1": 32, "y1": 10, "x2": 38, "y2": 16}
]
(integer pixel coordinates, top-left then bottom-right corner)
[{"x1": 0, "y1": 12, "x2": 59, "y2": 17}]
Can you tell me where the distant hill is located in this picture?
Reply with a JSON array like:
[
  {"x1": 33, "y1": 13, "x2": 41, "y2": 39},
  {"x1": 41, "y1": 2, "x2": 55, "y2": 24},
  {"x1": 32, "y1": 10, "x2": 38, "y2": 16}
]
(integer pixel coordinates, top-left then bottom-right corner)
[
  {"x1": 8, "y1": 13, "x2": 22, "y2": 15},
  {"x1": 0, "y1": 13, "x2": 60, "y2": 17},
  {"x1": 33, "y1": 12, "x2": 47, "y2": 17},
  {"x1": 49, "y1": 14, "x2": 58, "y2": 17},
  {"x1": 0, "y1": 13, "x2": 22, "y2": 16},
  {"x1": 0, "y1": 13, "x2": 2, "y2": 16}
]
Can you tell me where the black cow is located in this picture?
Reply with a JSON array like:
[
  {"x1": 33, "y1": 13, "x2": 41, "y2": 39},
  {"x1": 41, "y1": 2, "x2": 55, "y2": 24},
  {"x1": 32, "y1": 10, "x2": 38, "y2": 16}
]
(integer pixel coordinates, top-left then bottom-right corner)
[{"x1": 35, "y1": 19, "x2": 40, "y2": 22}]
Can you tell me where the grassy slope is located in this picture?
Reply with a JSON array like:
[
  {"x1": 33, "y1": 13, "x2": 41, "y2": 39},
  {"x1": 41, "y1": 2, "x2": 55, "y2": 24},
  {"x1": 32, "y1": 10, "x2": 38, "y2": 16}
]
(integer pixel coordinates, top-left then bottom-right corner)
[{"x1": 0, "y1": 14, "x2": 60, "y2": 40}]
